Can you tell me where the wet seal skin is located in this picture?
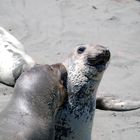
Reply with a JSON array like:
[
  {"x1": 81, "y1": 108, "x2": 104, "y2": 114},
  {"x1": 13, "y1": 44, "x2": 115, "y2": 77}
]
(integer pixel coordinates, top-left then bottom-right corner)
[
  {"x1": 0, "y1": 64, "x2": 67, "y2": 140},
  {"x1": 55, "y1": 44, "x2": 110, "y2": 140}
]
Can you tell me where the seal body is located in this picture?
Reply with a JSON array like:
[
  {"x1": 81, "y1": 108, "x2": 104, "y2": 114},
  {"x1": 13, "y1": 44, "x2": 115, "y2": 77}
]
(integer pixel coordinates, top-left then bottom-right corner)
[
  {"x1": 0, "y1": 64, "x2": 67, "y2": 140},
  {"x1": 0, "y1": 27, "x2": 35, "y2": 86},
  {"x1": 55, "y1": 44, "x2": 110, "y2": 140}
]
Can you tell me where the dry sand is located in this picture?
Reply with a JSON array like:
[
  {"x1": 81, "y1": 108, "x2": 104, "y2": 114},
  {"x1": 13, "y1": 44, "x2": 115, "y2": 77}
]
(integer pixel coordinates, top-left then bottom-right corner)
[{"x1": 0, "y1": 0, "x2": 140, "y2": 139}]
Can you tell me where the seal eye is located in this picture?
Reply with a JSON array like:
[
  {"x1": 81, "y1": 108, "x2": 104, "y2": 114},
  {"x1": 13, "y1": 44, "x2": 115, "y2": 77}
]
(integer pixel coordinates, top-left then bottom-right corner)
[{"x1": 77, "y1": 46, "x2": 86, "y2": 54}]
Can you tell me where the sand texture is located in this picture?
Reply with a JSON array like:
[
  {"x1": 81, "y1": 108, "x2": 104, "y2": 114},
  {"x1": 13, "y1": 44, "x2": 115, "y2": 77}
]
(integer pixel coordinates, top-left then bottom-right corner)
[{"x1": 0, "y1": 0, "x2": 140, "y2": 139}]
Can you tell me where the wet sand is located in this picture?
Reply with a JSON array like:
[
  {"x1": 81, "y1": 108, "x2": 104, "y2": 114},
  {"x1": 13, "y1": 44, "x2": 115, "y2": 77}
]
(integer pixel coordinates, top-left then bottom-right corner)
[{"x1": 0, "y1": 0, "x2": 140, "y2": 139}]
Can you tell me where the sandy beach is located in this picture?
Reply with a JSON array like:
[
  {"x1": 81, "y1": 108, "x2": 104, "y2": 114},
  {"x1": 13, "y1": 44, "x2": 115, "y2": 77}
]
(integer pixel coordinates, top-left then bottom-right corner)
[{"x1": 0, "y1": 0, "x2": 140, "y2": 139}]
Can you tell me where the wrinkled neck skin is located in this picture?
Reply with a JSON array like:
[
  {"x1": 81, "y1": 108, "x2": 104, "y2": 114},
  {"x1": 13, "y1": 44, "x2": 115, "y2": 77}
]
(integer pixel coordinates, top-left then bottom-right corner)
[{"x1": 55, "y1": 60, "x2": 104, "y2": 140}]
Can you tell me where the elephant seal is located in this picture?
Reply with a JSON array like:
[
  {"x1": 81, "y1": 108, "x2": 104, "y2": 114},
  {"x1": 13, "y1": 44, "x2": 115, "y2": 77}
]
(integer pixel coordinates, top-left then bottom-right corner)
[
  {"x1": 0, "y1": 64, "x2": 67, "y2": 140},
  {"x1": 0, "y1": 39, "x2": 139, "y2": 140},
  {"x1": 0, "y1": 27, "x2": 35, "y2": 86},
  {"x1": 55, "y1": 44, "x2": 110, "y2": 140},
  {"x1": 0, "y1": 28, "x2": 138, "y2": 113},
  {"x1": 55, "y1": 44, "x2": 140, "y2": 140}
]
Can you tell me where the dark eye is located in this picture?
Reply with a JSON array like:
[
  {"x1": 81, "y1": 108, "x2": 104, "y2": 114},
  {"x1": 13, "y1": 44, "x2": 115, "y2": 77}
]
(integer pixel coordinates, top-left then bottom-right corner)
[{"x1": 77, "y1": 46, "x2": 86, "y2": 54}]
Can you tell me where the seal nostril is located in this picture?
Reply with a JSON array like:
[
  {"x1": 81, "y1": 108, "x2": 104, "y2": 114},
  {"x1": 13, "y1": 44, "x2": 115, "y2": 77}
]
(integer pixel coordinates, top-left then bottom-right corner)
[
  {"x1": 103, "y1": 50, "x2": 111, "y2": 62},
  {"x1": 77, "y1": 46, "x2": 86, "y2": 54},
  {"x1": 87, "y1": 49, "x2": 110, "y2": 67}
]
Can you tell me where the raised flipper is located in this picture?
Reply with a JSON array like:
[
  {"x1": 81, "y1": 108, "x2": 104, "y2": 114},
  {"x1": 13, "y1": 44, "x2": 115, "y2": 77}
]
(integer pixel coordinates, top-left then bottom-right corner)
[
  {"x1": 96, "y1": 96, "x2": 140, "y2": 111},
  {"x1": 0, "y1": 27, "x2": 24, "y2": 51},
  {"x1": 0, "y1": 27, "x2": 35, "y2": 86}
]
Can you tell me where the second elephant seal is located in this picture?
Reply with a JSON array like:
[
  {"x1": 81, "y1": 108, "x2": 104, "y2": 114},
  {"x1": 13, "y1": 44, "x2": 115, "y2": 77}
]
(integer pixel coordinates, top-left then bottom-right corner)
[{"x1": 0, "y1": 64, "x2": 67, "y2": 140}]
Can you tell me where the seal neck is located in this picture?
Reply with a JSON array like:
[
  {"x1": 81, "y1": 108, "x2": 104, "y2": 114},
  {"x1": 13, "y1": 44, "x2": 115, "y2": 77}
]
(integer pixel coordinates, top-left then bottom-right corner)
[{"x1": 55, "y1": 80, "x2": 100, "y2": 140}]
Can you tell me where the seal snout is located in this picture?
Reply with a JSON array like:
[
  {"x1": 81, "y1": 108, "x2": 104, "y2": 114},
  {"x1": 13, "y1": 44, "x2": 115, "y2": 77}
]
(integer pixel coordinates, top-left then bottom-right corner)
[
  {"x1": 100, "y1": 49, "x2": 110, "y2": 64},
  {"x1": 95, "y1": 44, "x2": 110, "y2": 63},
  {"x1": 87, "y1": 45, "x2": 110, "y2": 69}
]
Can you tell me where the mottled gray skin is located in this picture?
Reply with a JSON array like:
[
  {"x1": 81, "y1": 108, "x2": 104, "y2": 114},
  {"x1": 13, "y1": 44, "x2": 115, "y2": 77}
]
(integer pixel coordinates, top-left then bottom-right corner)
[
  {"x1": 55, "y1": 44, "x2": 110, "y2": 140},
  {"x1": 0, "y1": 64, "x2": 67, "y2": 140}
]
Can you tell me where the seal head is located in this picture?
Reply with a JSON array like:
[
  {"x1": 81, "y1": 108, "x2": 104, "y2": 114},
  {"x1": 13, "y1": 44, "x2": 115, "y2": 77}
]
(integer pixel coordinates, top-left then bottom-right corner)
[{"x1": 63, "y1": 44, "x2": 110, "y2": 94}]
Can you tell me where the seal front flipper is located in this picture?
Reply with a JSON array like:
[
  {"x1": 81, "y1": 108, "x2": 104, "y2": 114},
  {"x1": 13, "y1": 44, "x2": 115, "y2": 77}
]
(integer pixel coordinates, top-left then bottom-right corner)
[
  {"x1": 0, "y1": 27, "x2": 24, "y2": 51},
  {"x1": 96, "y1": 96, "x2": 140, "y2": 111}
]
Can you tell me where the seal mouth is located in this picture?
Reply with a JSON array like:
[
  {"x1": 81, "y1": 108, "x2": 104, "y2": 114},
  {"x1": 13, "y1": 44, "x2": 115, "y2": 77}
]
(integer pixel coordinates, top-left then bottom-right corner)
[{"x1": 87, "y1": 49, "x2": 110, "y2": 71}]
